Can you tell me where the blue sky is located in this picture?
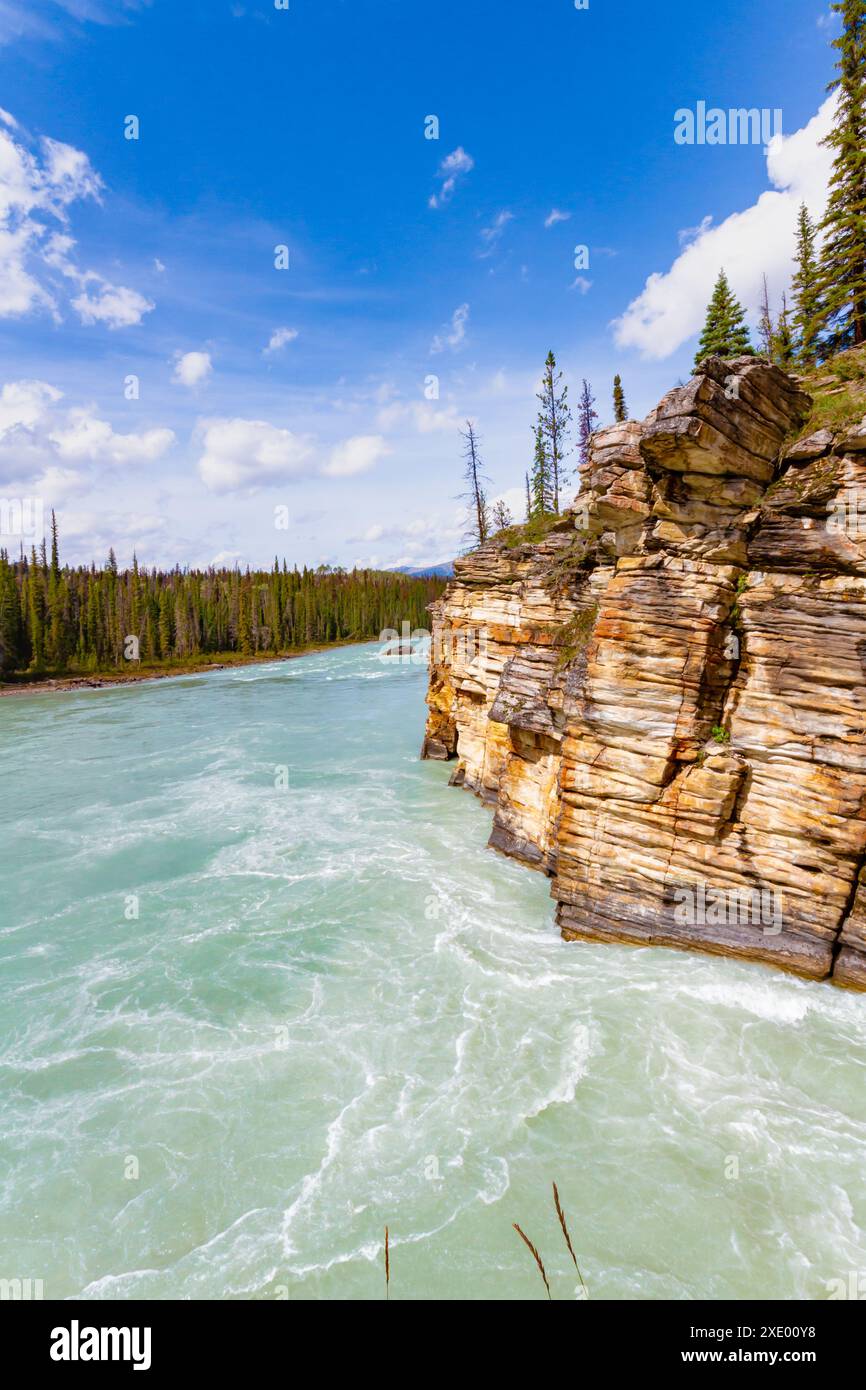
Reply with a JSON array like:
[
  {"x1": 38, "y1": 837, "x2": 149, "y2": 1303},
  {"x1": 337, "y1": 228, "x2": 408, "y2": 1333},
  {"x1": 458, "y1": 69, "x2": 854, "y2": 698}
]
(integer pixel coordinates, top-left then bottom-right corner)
[{"x1": 0, "y1": 0, "x2": 842, "y2": 569}]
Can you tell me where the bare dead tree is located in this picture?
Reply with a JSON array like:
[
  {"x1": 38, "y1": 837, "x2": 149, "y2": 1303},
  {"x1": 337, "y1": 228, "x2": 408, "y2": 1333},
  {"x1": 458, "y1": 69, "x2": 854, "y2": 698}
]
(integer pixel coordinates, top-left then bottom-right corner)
[{"x1": 459, "y1": 420, "x2": 490, "y2": 546}]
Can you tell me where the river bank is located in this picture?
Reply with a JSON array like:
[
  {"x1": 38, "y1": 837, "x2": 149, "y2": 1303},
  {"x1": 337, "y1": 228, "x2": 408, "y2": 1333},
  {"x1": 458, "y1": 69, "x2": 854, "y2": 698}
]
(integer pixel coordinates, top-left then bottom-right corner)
[{"x1": 0, "y1": 638, "x2": 378, "y2": 697}]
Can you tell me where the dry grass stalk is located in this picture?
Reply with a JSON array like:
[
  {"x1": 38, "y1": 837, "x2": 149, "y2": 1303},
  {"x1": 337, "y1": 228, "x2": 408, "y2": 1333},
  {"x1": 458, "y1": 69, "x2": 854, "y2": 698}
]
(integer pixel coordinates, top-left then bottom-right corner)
[
  {"x1": 553, "y1": 1181, "x2": 589, "y2": 1299},
  {"x1": 513, "y1": 1222, "x2": 552, "y2": 1300},
  {"x1": 384, "y1": 1226, "x2": 390, "y2": 1300}
]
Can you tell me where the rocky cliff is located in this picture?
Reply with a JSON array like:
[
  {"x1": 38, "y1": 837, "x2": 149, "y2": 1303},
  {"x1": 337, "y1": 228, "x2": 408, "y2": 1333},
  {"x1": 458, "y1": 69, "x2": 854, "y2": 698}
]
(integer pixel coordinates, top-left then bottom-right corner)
[{"x1": 422, "y1": 355, "x2": 866, "y2": 990}]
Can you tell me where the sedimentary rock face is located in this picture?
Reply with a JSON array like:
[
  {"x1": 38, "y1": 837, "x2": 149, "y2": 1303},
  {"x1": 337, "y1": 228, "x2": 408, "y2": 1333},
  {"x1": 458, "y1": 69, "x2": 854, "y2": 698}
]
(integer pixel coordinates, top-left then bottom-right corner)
[{"x1": 422, "y1": 355, "x2": 866, "y2": 990}]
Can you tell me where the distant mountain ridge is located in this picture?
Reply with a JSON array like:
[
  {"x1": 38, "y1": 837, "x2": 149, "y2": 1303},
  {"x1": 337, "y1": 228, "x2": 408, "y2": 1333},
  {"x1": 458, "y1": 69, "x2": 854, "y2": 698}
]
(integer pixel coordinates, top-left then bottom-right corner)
[{"x1": 392, "y1": 562, "x2": 454, "y2": 578}]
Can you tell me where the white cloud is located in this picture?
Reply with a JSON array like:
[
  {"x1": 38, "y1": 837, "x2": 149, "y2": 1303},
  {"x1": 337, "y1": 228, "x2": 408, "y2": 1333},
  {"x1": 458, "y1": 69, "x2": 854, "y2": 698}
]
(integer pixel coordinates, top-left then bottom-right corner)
[
  {"x1": 0, "y1": 1, "x2": 152, "y2": 47},
  {"x1": 431, "y1": 302, "x2": 469, "y2": 354},
  {"x1": 322, "y1": 434, "x2": 390, "y2": 478},
  {"x1": 376, "y1": 400, "x2": 461, "y2": 434},
  {"x1": 0, "y1": 113, "x2": 152, "y2": 327},
  {"x1": 154, "y1": 257, "x2": 165, "y2": 273},
  {"x1": 347, "y1": 512, "x2": 463, "y2": 562},
  {"x1": 544, "y1": 208, "x2": 571, "y2": 229},
  {"x1": 429, "y1": 146, "x2": 474, "y2": 209},
  {"x1": 264, "y1": 325, "x2": 298, "y2": 354},
  {"x1": 50, "y1": 408, "x2": 174, "y2": 464},
  {"x1": 0, "y1": 378, "x2": 174, "y2": 502},
  {"x1": 55, "y1": 505, "x2": 169, "y2": 566},
  {"x1": 196, "y1": 417, "x2": 316, "y2": 493},
  {"x1": 569, "y1": 276, "x2": 592, "y2": 294},
  {"x1": 0, "y1": 377, "x2": 61, "y2": 432},
  {"x1": 479, "y1": 209, "x2": 513, "y2": 256},
  {"x1": 72, "y1": 279, "x2": 154, "y2": 328},
  {"x1": 613, "y1": 95, "x2": 836, "y2": 360},
  {"x1": 172, "y1": 350, "x2": 213, "y2": 387}
]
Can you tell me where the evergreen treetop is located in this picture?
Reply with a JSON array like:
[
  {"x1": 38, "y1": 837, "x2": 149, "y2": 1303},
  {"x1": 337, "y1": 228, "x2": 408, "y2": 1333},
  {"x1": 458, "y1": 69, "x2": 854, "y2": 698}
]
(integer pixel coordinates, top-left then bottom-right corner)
[
  {"x1": 791, "y1": 203, "x2": 824, "y2": 366},
  {"x1": 535, "y1": 350, "x2": 572, "y2": 514},
  {"x1": 817, "y1": 0, "x2": 866, "y2": 349},
  {"x1": 694, "y1": 269, "x2": 755, "y2": 370},
  {"x1": 530, "y1": 424, "x2": 553, "y2": 517},
  {"x1": 577, "y1": 379, "x2": 599, "y2": 469}
]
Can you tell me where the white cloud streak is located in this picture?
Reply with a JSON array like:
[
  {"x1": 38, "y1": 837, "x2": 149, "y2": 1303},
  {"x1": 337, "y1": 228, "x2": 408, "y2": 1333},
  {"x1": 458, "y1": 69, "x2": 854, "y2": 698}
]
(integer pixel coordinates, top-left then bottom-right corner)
[
  {"x1": 428, "y1": 146, "x2": 474, "y2": 209},
  {"x1": 431, "y1": 302, "x2": 469, "y2": 354},
  {"x1": 264, "y1": 326, "x2": 299, "y2": 354}
]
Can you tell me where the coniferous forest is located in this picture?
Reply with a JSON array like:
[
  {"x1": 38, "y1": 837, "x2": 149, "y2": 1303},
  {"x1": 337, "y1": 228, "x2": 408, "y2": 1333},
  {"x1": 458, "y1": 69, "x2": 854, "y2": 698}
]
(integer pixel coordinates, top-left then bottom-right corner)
[{"x1": 0, "y1": 517, "x2": 444, "y2": 681}]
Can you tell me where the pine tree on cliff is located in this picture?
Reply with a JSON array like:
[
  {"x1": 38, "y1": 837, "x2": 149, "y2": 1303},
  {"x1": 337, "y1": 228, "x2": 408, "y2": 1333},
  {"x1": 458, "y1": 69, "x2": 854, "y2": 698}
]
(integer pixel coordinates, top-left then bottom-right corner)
[
  {"x1": 612, "y1": 374, "x2": 627, "y2": 422},
  {"x1": 530, "y1": 425, "x2": 553, "y2": 515},
  {"x1": 773, "y1": 293, "x2": 796, "y2": 366},
  {"x1": 817, "y1": 0, "x2": 866, "y2": 349},
  {"x1": 694, "y1": 269, "x2": 754, "y2": 369},
  {"x1": 524, "y1": 471, "x2": 532, "y2": 521},
  {"x1": 459, "y1": 420, "x2": 490, "y2": 545},
  {"x1": 791, "y1": 203, "x2": 823, "y2": 366},
  {"x1": 535, "y1": 350, "x2": 571, "y2": 513},
  {"x1": 577, "y1": 379, "x2": 599, "y2": 469},
  {"x1": 758, "y1": 274, "x2": 774, "y2": 360},
  {"x1": 491, "y1": 499, "x2": 513, "y2": 531}
]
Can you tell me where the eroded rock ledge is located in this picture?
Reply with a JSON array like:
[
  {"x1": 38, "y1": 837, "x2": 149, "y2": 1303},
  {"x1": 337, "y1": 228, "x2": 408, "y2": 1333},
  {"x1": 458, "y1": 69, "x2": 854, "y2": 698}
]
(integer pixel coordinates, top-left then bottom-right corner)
[{"x1": 422, "y1": 357, "x2": 866, "y2": 989}]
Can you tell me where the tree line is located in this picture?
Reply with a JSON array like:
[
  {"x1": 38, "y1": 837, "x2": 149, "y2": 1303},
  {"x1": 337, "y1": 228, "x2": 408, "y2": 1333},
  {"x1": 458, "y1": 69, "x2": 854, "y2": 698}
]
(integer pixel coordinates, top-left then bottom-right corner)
[
  {"x1": 0, "y1": 517, "x2": 444, "y2": 678},
  {"x1": 696, "y1": 0, "x2": 865, "y2": 369},
  {"x1": 459, "y1": 352, "x2": 628, "y2": 544}
]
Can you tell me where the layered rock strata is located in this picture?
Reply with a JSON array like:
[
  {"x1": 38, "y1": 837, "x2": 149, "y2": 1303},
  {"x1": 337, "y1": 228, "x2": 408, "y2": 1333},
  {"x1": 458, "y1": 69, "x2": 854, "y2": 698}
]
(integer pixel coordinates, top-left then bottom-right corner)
[{"x1": 422, "y1": 357, "x2": 866, "y2": 989}]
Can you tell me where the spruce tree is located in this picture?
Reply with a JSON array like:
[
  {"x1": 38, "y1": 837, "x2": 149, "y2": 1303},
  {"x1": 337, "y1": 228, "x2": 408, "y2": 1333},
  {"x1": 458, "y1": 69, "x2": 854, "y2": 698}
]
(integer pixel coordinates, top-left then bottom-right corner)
[
  {"x1": 772, "y1": 293, "x2": 796, "y2": 366},
  {"x1": 758, "y1": 275, "x2": 774, "y2": 360},
  {"x1": 694, "y1": 269, "x2": 755, "y2": 369},
  {"x1": 817, "y1": 0, "x2": 866, "y2": 349},
  {"x1": 0, "y1": 554, "x2": 22, "y2": 675},
  {"x1": 524, "y1": 471, "x2": 531, "y2": 521},
  {"x1": 27, "y1": 547, "x2": 45, "y2": 669},
  {"x1": 791, "y1": 203, "x2": 823, "y2": 366},
  {"x1": 612, "y1": 374, "x2": 627, "y2": 422},
  {"x1": 577, "y1": 379, "x2": 599, "y2": 469},
  {"x1": 535, "y1": 350, "x2": 572, "y2": 514},
  {"x1": 530, "y1": 425, "x2": 553, "y2": 516},
  {"x1": 46, "y1": 510, "x2": 67, "y2": 668}
]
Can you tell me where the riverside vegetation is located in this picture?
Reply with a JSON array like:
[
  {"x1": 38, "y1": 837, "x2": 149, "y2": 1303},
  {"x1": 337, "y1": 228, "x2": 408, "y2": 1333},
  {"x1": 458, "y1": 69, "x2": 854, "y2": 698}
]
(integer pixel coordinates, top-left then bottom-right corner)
[{"x1": 0, "y1": 523, "x2": 444, "y2": 686}]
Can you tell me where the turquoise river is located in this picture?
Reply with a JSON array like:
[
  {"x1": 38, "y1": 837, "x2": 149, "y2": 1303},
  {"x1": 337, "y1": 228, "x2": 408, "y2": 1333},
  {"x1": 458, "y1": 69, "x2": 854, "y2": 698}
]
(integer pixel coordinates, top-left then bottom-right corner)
[{"x1": 1, "y1": 642, "x2": 865, "y2": 1300}]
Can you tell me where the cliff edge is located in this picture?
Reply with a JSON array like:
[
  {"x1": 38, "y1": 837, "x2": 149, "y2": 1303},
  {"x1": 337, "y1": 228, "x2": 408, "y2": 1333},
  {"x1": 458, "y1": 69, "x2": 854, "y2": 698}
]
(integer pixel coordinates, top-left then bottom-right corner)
[{"x1": 422, "y1": 355, "x2": 866, "y2": 989}]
